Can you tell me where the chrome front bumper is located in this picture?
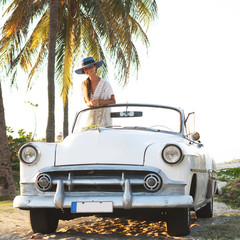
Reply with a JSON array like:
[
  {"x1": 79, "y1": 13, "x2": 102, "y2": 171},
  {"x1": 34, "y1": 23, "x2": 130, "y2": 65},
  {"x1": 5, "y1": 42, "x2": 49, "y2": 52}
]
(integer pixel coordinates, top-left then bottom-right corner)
[
  {"x1": 13, "y1": 195, "x2": 193, "y2": 209},
  {"x1": 13, "y1": 179, "x2": 193, "y2": 210}
]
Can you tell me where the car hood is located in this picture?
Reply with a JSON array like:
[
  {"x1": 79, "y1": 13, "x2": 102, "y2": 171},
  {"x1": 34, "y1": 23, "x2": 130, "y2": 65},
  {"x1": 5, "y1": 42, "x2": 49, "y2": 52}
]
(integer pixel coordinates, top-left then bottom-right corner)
[{"x1": 55, "y1": 129, "x2": 178, "y2": 166}]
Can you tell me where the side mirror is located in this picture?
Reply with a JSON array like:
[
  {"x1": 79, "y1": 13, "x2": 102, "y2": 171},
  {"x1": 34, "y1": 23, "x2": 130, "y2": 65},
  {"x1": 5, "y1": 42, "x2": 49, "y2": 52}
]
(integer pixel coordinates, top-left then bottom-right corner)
[
  {"x1": 191, "y1": 132, "x2": 200, "y2": 141},
  {"x1": 56, "y1": 132, "x2": 63, "y2": 142}
]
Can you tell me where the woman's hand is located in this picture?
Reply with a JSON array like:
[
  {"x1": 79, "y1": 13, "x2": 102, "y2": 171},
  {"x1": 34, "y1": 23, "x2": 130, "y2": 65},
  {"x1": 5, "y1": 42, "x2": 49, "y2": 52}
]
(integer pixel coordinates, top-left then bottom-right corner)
[
  {"x1": 87, "y1": 95, "x2": 116, "y2": 107},
  {"x1": 90, "y1": 99, "x2": 100, "y2": 106}
]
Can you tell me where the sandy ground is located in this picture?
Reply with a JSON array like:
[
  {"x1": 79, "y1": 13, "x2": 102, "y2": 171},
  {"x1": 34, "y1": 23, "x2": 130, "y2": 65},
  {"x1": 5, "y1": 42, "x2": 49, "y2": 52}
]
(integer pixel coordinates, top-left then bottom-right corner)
[{"x1": 1, "y1": 162, "x2": 239, "y2": 240}]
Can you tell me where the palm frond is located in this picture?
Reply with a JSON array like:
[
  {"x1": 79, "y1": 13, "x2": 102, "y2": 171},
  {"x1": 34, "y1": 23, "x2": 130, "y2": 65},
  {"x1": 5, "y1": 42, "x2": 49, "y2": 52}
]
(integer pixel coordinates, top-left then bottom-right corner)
[
  {"x1": 30, "y1": 11, "x2": 49, "y2": 50},
  {"x1": 128, "y1": 14, "x2": 149, "y2": 48},
  {"x1": 0, "y1": 0, "x2": 48, "y2": 85},
  {"x1": 28, "y1": 42, "x2": 48, "y2": 90},
  {"x1": 130, "y1": 0, "x2": 158, "y2": 29},
  {"x1": 1, "y1": 0, "x2": 158, "y2": 89}
]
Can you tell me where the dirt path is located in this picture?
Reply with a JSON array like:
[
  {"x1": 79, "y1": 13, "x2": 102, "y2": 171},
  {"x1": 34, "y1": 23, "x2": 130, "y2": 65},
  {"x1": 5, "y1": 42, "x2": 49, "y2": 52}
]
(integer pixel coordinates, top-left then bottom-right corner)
[{"x1": 1, "y1": 201, "x2": 240, "y2": 240}]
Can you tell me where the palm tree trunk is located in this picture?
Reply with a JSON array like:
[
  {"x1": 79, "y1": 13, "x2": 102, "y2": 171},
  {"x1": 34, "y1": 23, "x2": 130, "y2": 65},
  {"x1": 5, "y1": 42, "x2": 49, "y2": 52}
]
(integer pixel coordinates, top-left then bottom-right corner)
[
  {"x1": 63, "y1": 96, "x2": 68, "y2": 138},
  {"x1": 0, "y1": 82, "x2": 16, "y2": 199},
  {"x1": 46, "y1": 0, "x2": 58, "y2": 142}
]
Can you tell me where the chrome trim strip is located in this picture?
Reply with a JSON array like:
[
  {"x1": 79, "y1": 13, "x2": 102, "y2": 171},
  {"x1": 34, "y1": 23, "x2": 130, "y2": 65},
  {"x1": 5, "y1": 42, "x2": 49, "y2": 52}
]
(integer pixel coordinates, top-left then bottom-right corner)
[
  {"x1": 209, "y1": 169, "x2": 218, "y2": 174},
  {"x1": 41, "y1": 164, "x2": 162, "y2": 174},
  {"x1": 191, "y1": 168, "x2": 217, "y2": 177},
  {"x1": 190, "y1": 168, "x2": 208, "y2": 173},
  {"x1": 67, "y1": 172, "x2": 73, "y2": 191},
  {"x1": 52, "y1": 178, "x2": 144, "y2": 186}
]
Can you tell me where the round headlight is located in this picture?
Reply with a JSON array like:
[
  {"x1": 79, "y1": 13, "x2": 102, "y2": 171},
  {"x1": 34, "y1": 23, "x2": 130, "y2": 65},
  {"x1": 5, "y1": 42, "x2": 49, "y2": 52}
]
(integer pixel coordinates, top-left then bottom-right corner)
[
  {"x1": 19, "y1": 144, "x2": 40, "y2": 165},
  {"x1": 162, "y1": 144, "x2": 183, "y2": 164}
]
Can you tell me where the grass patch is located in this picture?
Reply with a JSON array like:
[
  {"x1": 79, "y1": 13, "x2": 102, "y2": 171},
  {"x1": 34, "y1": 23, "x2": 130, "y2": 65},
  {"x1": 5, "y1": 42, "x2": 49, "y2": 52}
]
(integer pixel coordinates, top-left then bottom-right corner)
[
  {"x1": 217, "y1": 167, "x2": 240, "y2": 209},
  {"x1": 218, "y1": 180, "x2": 240, "y2": 209},
  {"x1": 218, "y1": 167, "x2": 240, "y2": 182},
  {"x1": 0, "y1": 198, "x2": 14, "y2": 213},
  {"x1": 0, "y1": 196, "x2": 11, "y2": 201},
  {"x1": 198, "y1": 215, "x2": 240, "y2": 239}
]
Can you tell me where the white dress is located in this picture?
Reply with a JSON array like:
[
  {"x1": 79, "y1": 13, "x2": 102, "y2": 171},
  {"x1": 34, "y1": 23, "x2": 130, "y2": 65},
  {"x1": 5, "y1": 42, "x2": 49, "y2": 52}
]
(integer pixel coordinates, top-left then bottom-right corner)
[{"x1": 81, "y1": 78, "x2": 114, "y2": 127}]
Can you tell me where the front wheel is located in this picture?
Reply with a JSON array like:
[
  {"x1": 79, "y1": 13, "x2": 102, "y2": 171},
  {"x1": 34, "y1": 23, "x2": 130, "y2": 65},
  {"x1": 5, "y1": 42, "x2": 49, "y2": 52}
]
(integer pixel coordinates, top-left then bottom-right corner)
[
  {"x1": 30, "y1": 208, "x2": 59, "y2": 234},
  {"x1": 167, "y1": 208, "x2": 190, "y2": 236}
]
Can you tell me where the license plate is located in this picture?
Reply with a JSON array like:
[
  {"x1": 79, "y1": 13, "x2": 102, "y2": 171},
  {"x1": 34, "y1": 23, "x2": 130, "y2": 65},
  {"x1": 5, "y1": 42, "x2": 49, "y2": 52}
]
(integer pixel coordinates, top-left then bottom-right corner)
[{"x1": 71, "y1": 201, "x2": 113, "y2": 213}]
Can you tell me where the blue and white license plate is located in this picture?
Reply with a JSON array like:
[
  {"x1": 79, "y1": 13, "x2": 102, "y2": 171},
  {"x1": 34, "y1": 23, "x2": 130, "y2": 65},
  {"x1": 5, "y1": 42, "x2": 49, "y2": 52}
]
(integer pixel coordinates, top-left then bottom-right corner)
[{"x1": 71, "y1": 201, "x2": 113, "y2": 213}]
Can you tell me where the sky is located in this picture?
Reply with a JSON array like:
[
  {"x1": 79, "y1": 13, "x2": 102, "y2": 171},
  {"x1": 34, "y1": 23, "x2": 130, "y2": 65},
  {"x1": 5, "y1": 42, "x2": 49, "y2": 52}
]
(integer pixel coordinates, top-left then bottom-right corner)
[{"x1": 2, "y1": 0, "x2": 240, "y2": 163}]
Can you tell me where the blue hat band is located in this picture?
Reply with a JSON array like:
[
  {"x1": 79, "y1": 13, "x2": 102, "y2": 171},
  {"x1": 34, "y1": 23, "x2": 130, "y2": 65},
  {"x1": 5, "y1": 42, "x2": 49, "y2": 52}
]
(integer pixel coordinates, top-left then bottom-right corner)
[
  {"x1": 82, "y1": 59, "x2": 95, "y2": 66},
  {"x1": 75, "y1": 57, "x2": 103, "y2": 74}
]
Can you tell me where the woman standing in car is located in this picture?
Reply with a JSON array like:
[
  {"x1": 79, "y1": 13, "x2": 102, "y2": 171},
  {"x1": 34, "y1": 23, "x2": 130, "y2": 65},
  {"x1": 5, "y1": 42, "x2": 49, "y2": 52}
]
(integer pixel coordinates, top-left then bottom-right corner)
[
  {"x1": 75, "y1": 57, "x2": 116, "y2": 126},
  {"x1": 75, "y1": 56, "x2": 116, "y2": 107}
]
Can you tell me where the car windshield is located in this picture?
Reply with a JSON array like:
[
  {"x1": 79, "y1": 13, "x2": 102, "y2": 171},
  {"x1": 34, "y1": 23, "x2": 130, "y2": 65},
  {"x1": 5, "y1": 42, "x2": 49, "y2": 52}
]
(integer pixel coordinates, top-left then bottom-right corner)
[{"x1": 73, "y1": 104, "x2": 182, "y2": 134}]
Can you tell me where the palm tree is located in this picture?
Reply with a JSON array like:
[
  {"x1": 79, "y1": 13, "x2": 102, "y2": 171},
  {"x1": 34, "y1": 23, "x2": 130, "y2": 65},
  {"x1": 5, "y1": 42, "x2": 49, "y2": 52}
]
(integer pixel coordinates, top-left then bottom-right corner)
[
  {"x1": 46, "y1": 0, "x2": 58, "y2": 142},
  {"x1": 0, "y1": 0, "x2": 158, "y2": 140},
  {"x1": 0, "y1": 82, "x2": 16, "y2": 199}
]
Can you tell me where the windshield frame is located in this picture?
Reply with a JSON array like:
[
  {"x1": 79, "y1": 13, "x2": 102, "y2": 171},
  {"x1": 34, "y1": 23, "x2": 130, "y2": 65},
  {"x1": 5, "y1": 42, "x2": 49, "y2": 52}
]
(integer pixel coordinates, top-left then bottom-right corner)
[{"x1": 71, "y1": 103, "x2": 185, "y2": 135}]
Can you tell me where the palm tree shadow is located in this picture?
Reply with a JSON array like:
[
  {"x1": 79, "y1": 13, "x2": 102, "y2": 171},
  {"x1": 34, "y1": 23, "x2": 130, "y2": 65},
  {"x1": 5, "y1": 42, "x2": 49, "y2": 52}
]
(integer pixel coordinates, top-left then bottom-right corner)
[{"x1": 56, "y1": 215, "x2": 171, "y2": 239}]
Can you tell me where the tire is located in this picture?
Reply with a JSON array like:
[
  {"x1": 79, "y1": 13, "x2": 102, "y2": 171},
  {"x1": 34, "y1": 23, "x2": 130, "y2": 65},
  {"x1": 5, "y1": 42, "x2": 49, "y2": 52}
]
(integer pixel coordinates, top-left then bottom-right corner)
[
  {"x1": 29, "y1": 208, "x2": 59, "y2": 234},
  {"x1": 167, "y1": 208, "x2": 190, "y2": 236},
  {"x1": 196, "y1": 199, "x2": 213, "y2": 218}
]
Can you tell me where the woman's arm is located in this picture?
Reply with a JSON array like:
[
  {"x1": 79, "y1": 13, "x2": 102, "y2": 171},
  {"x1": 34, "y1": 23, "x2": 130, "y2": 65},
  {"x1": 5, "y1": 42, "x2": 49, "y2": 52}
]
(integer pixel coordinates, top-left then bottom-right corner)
[
  {"x1": 90, "y1": 94, "x2": 116, "y2": 106},
  {"x1": 84, "y1": 97, "x2": 93, "y2": 107},
  {"x1": 99, "y1": 94, "x2": 116, "y2": 106}
]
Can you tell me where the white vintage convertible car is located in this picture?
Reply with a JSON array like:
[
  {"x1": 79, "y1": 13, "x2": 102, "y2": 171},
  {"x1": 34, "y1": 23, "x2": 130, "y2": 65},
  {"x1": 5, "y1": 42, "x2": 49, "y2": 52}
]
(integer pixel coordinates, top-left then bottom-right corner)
[{"x1": 14, "y1": 103, "x2": 217, "y2": 236}]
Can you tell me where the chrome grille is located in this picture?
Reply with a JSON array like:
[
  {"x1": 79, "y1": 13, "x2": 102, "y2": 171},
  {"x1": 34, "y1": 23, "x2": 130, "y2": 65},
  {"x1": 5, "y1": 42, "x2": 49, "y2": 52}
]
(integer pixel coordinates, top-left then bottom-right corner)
[{"x1": 35, "y1": 169, "x2": 162, "y2": 193}]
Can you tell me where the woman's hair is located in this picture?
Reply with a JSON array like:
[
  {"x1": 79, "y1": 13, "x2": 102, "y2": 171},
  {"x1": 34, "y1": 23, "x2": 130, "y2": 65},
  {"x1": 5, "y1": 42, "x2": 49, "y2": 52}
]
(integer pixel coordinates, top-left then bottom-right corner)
[
  {"x1": 82, "y1": 64, "x2": 97, "y2": 102},
  {"x1": 83, "y1": 77, "x2": 91, "y2": 102}
]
